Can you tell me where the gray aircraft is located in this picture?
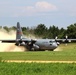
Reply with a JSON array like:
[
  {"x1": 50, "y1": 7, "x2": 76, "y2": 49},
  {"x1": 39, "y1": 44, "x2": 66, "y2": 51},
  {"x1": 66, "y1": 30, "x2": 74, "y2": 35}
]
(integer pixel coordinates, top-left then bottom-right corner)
[{"x1": 0, "y1": 22, "x2": 76, "y2": 51}]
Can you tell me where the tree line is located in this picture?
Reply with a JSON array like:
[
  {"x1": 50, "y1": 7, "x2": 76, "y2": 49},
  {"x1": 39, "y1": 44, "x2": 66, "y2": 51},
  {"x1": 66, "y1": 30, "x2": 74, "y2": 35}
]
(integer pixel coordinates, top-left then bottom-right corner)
[{"x1": 1, "y1": 23, "x2": 76, "y2": 39}]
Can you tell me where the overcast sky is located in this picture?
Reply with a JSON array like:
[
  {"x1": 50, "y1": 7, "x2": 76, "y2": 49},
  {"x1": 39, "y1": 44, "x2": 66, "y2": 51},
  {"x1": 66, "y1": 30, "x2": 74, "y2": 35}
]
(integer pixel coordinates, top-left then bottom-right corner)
[{"x1": 0, "y1": 0, "x2": 76, "y2": 28}]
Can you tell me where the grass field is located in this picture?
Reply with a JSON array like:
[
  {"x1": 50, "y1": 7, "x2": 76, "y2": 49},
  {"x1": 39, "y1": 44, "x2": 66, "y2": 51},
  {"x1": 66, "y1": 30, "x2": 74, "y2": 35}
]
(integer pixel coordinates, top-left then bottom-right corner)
[
  {"x1": 0, "y1": 43, "x2": 76, "y2": 75},
  {"x1": 0, "y1": 62, "x2": 76, "y2": 75},
  {"x1": 0, "y1": 43, "x2": 76, "y2": 61}
]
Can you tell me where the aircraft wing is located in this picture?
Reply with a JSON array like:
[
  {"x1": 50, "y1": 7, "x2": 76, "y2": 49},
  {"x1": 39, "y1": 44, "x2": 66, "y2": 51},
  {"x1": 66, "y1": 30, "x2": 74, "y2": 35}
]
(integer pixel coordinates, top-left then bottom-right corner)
[
  {"x1": 55, "y1": 39, "x2": 76, "y2": 43},
  {"x1": 0, "y1": 40, "x2": 16, "y2": 43},
  {"x1": 0, "y1": 39, "x2": 36, "y2": 43}
]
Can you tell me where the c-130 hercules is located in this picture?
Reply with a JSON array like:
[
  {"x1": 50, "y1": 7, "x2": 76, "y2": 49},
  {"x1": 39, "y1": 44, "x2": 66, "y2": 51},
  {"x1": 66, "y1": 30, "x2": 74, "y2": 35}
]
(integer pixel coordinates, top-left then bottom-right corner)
[{"x1": 0, "y1": 22, "x2": 76, "y2": 51}]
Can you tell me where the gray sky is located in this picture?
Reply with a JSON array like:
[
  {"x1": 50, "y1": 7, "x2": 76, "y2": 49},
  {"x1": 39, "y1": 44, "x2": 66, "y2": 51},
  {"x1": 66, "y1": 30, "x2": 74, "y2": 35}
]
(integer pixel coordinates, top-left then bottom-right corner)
[{"x1": 0, "y1": 0, "x2": 76, "y2": 28}]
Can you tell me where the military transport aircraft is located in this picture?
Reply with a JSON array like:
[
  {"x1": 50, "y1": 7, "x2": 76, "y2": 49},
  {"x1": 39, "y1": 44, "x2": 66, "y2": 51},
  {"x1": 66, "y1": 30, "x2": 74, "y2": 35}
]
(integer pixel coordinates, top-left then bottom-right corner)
[{"x1": 0, "y1": 22, "x2": 76, "y2": 51}]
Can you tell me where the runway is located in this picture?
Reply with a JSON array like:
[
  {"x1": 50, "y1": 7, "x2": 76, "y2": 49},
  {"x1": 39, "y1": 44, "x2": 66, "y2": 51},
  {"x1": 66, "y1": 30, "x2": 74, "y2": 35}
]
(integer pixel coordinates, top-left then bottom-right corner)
[{"x1": 4, "y1": 60, "x2": 76, "y2": 63}]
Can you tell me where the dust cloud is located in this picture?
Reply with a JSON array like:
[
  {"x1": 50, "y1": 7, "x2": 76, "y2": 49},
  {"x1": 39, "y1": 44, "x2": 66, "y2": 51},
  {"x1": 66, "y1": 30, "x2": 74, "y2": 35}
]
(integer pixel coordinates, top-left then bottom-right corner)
[
  {"x1": 54, "y1": 47, "x2": 62, "y2": 51},
  {"x1": 26, "y1": 34, "x2": 42, "y2": 39},
  {"x1": 0, "y1": 29, "x2": 25, "y2": 52}
]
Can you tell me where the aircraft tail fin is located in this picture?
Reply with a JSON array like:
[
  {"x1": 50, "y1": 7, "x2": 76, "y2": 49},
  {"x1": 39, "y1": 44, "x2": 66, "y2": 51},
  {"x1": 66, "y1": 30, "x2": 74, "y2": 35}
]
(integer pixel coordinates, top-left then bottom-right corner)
[{"x1": 16, "y1": 22, "x2": 23, "y2": 40}]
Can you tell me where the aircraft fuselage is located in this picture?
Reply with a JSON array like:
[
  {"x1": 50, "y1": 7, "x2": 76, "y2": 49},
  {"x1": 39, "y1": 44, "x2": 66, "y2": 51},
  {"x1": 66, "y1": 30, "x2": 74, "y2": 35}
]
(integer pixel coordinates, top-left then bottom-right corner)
[{"x1": 20, "y1": 39, "x2": 58, "y2": 51}]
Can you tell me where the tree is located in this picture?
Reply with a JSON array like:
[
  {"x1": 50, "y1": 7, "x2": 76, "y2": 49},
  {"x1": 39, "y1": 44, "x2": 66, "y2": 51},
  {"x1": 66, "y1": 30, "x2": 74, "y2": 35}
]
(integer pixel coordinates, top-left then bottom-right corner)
[
  {"x1": 66, "y1": 24, "x2": 76, "y2": 38},
  {"x1": 58, "y1": 28, "x2": 66, "y2": 38},
  {"x1": 3, "y1": 26, "x2": 9, "y2": 32},
  {"x1": 34, "y1": 24, "x2": 47, "y2": 38},
  {"x1": 0, "y1": 26, "x2": 2, "y2": 29},
  {"x1": 9, "y1": 26, "x2": 16, "y2": 31},
  {"x1": 48, "y1": 25, "x2": 59, "y2": 38}
]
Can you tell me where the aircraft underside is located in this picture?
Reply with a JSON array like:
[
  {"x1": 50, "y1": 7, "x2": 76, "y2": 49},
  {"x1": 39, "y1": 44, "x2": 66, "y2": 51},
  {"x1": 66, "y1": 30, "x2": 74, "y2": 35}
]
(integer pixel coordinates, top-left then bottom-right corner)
[{"x1": 23, "y1": 45, "x2": 55, "y2": 51}]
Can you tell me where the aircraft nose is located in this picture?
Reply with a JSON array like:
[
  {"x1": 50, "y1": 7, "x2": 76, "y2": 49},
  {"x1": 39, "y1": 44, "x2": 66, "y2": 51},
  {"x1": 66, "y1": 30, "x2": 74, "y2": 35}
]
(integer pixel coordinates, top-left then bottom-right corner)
[{"x1": 52, "y1": 42, "x2": 58, "y2": 48}]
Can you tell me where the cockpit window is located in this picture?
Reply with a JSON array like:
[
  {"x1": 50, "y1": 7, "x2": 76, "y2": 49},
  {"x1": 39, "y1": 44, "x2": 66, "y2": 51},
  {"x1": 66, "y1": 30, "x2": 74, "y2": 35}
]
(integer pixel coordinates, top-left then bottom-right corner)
[
  {"x1": 52, "y1": 41, "x2": 56, "y2": 43},
  {"x1": 49, "y1": 41, "x2": 56, "y2": 43},
  {"x1": 49, "y1": 41, "x2": 53, "y2": 45},
  {"x1": 49, "y1": 41, "x2": 53, "y2": 42},
  {"x1": 49, "y1": 41, "x2": 56, "y2": 45}
]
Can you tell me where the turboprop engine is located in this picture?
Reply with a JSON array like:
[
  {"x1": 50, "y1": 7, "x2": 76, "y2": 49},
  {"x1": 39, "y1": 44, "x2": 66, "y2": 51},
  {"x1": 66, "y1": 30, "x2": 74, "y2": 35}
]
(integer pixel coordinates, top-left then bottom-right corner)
[
  {"x1": 31, "y1": 44, "x2": 40, "y2": 50},
  {"x1": 15, "y1": 39, "x2": 25, "y2": 46}
]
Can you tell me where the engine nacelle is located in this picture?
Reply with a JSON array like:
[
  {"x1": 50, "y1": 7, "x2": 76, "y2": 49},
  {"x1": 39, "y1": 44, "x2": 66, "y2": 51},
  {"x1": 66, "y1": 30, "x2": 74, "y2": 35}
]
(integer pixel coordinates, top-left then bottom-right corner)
[
  {"x1": 19, "y1": 42, "x2": 25, "y2": 46},
  {"x1": 68, "y1": 40, "x2": 71, "y2": 42},
  {"x1": 15, "y1": 41, "x2": 25, "y2": 46},
  {"x1": 15, "y1": 41, "x2": 20, "y2": 46},
  {"x1": 15, "y1": 38, "x2": 25, "y2": 46},
  {"x1": 32, "y1": 44, "x2": 39, "y2": 50}
]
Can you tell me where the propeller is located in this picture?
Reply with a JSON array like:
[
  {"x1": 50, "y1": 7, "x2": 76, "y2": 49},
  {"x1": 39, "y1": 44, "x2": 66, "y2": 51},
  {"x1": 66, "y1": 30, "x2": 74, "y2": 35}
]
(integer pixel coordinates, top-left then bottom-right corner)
[
  {"x1": 65, "y1": 35, "x2": 71, "y2": 45},
  {"x1": 55, "y1": 36, "x2": 58, "y2": 40},
  {"x1": 15, "y1": 38, "x2": 23, "y2": 46},
  {"x1": 55, "y1": 36, "x2": 60, "y2": 45},
  {"x1": 65, "y1": 35, "x2": 68, "y2": 43},
  {"x1": 65, "y1": 35, "x2": 68, "y2": 40},
  {"x1": 65, "y1": 35, "x2": 71, "y2": 42}
]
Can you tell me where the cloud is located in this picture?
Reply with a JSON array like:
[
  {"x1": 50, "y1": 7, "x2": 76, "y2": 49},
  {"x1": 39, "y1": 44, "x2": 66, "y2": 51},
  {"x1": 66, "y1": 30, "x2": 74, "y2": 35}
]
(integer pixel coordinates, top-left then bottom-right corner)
[
  {"x1": 0, "y1": 1, "x2": 58, "y2": 17},
  {"x1": 0, "y1": 0, "x2": 76, "y2": 17},
  {"x1": 35, "y1": 1, "x2": 57, "y2": 12},
  {"x1": 12, "y1": 1, "x2": 58, "y2": 17}
]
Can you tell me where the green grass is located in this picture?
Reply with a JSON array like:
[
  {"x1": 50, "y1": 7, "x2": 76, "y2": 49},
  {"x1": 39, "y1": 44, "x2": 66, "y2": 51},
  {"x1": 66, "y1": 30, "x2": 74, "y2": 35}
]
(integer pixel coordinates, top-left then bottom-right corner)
[
  {"x1": 0, "y1": 43, "x2": 76, "y2": 61},
  {"x1": 0, "y1": 43, "x2": 76, "y2": 75},
  {"x1": 0, "y1": 51, "x2": 76, "y2": 61},
  {"x1": 0, "y1": 62, "x2": 76, "y2": 75},
  {"x1": 58, "y1": 43, "x2": 76, "y2": 51}
]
